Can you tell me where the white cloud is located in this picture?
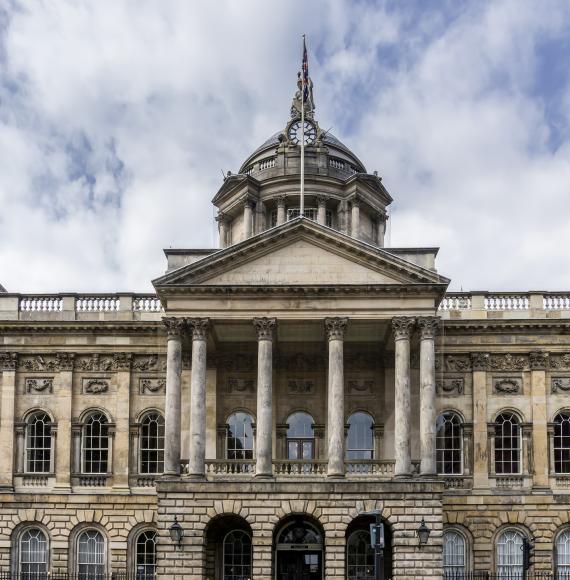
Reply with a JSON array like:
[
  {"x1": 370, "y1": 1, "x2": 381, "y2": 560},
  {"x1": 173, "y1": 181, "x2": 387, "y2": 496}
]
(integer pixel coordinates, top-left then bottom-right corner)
[{"x1": 0, "y1": 0, "x2": 569, "y2": 292}]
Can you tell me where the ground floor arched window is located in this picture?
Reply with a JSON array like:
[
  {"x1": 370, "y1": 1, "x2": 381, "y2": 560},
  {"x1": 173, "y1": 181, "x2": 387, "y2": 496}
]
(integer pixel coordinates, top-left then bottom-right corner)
[
  {"x1": 347, "y1": 529, "x2": 374, "y2": 580},
  {"x1": 18, "y1": 527, "x2": 48, "y2": 578},
  {"x1": 77, "y1": 529, "x2": 105, "y2": 578},
  {"x1": 443, "y1": 530, "x2": 466, "y2": 577},
  {"x1": 135, "y1": 529, "x2": 157, "y2": 579},
  {"x1": 223, "y1": 530, "x2": 252, "y2": 580},
  {"x1": 556, "y1": 529, "x2": 570, "y2": 576},
  {"x1": 496, "y1": 529, "x2": 524, "y2": 578}
]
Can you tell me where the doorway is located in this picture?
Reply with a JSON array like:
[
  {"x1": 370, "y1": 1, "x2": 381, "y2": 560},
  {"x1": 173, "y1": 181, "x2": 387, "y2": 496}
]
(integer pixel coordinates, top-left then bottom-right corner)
[{"x1": 277, "y1": 551, "x2": 322, "y2": 580}]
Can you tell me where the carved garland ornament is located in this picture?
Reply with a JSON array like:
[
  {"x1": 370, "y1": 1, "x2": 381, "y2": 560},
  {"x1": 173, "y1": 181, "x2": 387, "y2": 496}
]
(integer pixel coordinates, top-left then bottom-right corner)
[
  {"x1": 140, "y1": 378, "x2": 166, "y2": 394},
  {"x1": 0, "y1": 353, "x2": 18, "y2": 371},
  {"x1": 83, "y1": 379, "x2": 109, "y2": 394},
  {"x1": 227, "y1": 378, "x2": 255, "y2": 394},
  {"x1": 288, "y1": 379, "x2": 314, "y2": 394},
  {"x1": 552, "y1": 378, "x2": 570, "y2": 393},
  {"x1": 26, "y1": 378, "x2": 54, "y2": 394},
  {"x1": 436, "y1": 378, "x2": 464, "y2": 396},
  {"x1": 494, "y1": 377, "x2": 521, "y2": 394}
]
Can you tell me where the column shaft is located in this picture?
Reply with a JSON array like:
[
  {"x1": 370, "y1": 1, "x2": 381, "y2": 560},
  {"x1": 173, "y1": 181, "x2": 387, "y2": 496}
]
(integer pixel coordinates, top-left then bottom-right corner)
[
  {"x1": 317, "y1": 197, "x2": 327, "y2": 225},
  {"x1": 276, "y1": 197, "x2": 286, "y2": 226},
  {"x1": 163, "y1": 318, "x2": 184, "y2": 475},
  {"x1": 326, "y1": 317, "x2": 348, "y2": 477},
  {"x1": 393, "y1": 318, "x2": 414, "y2": 477},
  {"x1": 254, "y1": 317, "x2": 276, "y2": 477},
  {"x1": 351, "y1": 200, "x2": 360, "y2": 239},
  {"x1": 419, "y1": 317, "x2": 439, "y2": 476},
  {"x1": 244, "y1": 200, "x2": 254, "y2": 239},
  {"x1": 188, "y1": 318, "x2": 209, "y2": 477}
]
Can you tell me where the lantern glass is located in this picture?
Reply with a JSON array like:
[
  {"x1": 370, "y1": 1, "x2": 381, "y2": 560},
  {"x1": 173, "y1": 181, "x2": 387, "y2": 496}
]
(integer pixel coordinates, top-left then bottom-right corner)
[
  {"x1": 417, "y1": 519, "x2": 430, "y2": 546},
  {"x1": 169, "y1": 517, "x2": 184, "y2": 545}
]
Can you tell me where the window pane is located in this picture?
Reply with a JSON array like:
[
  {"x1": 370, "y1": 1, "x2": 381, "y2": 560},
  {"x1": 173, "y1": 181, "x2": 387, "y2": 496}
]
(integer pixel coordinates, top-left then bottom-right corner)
[
  {"x1": 495, "y1": 413, "x2": 521, "y2": 475},
  {"x1": 19, "y1": 528, "x2": 48, "y2": 577},
  {"x1": 347, "y1": 530, "x2": 375, "y2": 580},
  {"x1": 346, "y1": 413, "x2": 374, "y2": 461},
  {"x1": 226, "y1": 412, "x2": 254, "y2": 461},
  {"x1": 26, "y1": 413, "x2": 52, "y2": 474},
  {"x1": 443, "y1": 531, "x2": 466, "y2": 577},
  {"x1": 140, "y1": 413, "x2": 165, "y2": 474},
  {"x1": 436, "y1": 413, "x2": 463, "y2": 475},
  {"x1": 77, "y1": 530, "x2": 105, "y2": 578},
  {"x1": 136, "y1": 530, "x2": 157, "y2": 579},
  {"x1": 82, "y1": 413, "x2": 109, "y2": 474},
  {"x1": 497, "y1": 530, "x2": 523, "y2": 578},
  {"x1": 555, "y1": 413, "x2": 570, "y2": 474},
  {"x1": 223, "y1": 530, "x2": 252, "y2": 580}
]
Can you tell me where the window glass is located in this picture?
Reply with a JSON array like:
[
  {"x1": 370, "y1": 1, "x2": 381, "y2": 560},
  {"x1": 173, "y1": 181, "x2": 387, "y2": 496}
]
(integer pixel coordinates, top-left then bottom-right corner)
[
  {"x1": 496, "y1": 530, "x2": 523, "y2": 578},
  {"x1": 436, "y1": 412, "x2": 463, "y2": 475},
  {"x1": 223, "y1": 530, "x2": 252, "y2": 580},
  {"x1": 443, "y1": 531, "x2": 466, "y2": 576},
  {"x1": 140, "y1": 413, "x2": 165, "y2": 474},
  {"x1": 557, "y1": 529, "x2": 570, "y2": 576},
  {"x1": 495, "y1": 413, "x2": 521, "y2": 475},
  {"x1": 346, "y1": 413, "x2": 374, "y2": 460},
  {"x1": 19, "y1": 528, "x2": 48, "y2": 578},
  {"x1": 26, "y1": 412, "x2": 52, "y2": 473},
  {"x1": 347, "y1": 530, "x2": 374, "y2": 580},
  {"x1": 227, "y1": 412, "x2": 254, "y2": 460},
  {"x1": 77, "y1": 530, "x2": 105, "y2": 578},
  {"x1": 135, "y1": 530, "x2": 157, "y2": 579},
  {"x1": 554, "y1": 412, "x2": 570, "y2": 474},
  {"x1": 82, "y1": 413, "x2": 109, "y2": 474}
]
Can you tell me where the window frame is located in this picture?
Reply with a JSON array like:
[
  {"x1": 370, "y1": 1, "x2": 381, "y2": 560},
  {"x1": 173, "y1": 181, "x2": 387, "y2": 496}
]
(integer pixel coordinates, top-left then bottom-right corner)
[
  {"x1": 139, "y1": 411, "x2": 165, "y2": 475},
  {"x1": 442, "y1": 528, "x2": 468, "y2": 577},
  {"x1": 81, "y1": 411, "x2": 111, "y2": 475},
  {"x1": 222, "y1": 529, "x2": 252, "y2": 580},
  {"x1": 553, "y1": 411, "x2": 570, "y2": 475},
  {"x1": 14, "y1": 525, "x2": 50, "y2": 577},
  {"x1": 133, "y1": 528, "x2": 157, "y2": 579},
  {"x1": 346, "y1": 529, "x2": 375, "y2": 580},
  {"x1": 495, "y1": 527, "x2": 526, "y2": 579},
  {"x1": 494, "y1": 411, "x2": 522, "y2": 476},
  {"x1": 346, "y1": 412, "x2": 375, "y2": 461},
  {"x1": 74, "y1": 527, "x2": 107, "y2": 578},
  {"x1": 226, "y1": 411, "x2": 255, "y2": 461},
  {"x1": 286, "y1": 411, "x2": 315, "y2": 461},
  {"x1": 555, "y1": 527, "x2": 570, "y2": 577},
  {"x1": 436, "y1": 411, "x2": 464, "y2": 475},
  {"x1": 24, "y1": 411, "x2": 54, "y2": 474}
]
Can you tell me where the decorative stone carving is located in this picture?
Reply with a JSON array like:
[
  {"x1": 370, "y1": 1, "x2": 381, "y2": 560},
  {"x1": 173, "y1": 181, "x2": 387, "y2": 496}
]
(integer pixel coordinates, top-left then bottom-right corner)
[
  {"x1": 57, "y1": 353, "x2": 75, "y2": 371},
  {"x1": 551, "y1": 354, "x2": 570, "y2": 370},
  {"x1": 0, "y1": 352, "x2": 18, "y2": 370},
  {"x1": 325, "y1": 317, "x2": 348, "y2": 341},
  {"x1": 279, "y1": 352, "x2": 324, "y2": 371},
  {"x1": 76, "y1": 353, "x2": 132, "y2": 372},
  {"x1": 83, "y1": 378, "x2": 110, "y2": 394},
  {"x1": 188, "y1": 318, "x2": 210, "y2": 341},
  {"x1": 392, "y1": 317, "x2": 415, "y2": 340},
  {"x1": 253, "y1": 317, "x2": 277, "y2": 341},
  {"x1": 140, "y1": 378, "x2": 166, "y2": 394},
  {"x1": 19, "y1": 355, "x2": 58, "y2": 372},
  {"x1": 288, "y1": 379, "x2": 314, "y2": 394},
  {"x1": 436, "y1": 378, "x2": 464, "y2": 396},
  {"x1": 442, "y1": 355, "x2": 472, "y2": 372},
  {"x1": 25, "y1": 378, "x2": 53, "y2": 394},
  {"x1": 417, "y1": 317, "x2": 439, "y2": 339},
  {"x1": 489, "y1": 354, "x2": 527, "y2": 371},
  {"x1": 216, "y1": 353, "x2": 256, "y2": 372},
  {"x1": 227, "y1": 378, "x2": 255, "y2": 394},
  {"x1": 529, "y1": 351, "x2": 549, "y2": 370},
  {"x1": 163, "y1": 317, "x2": 186, "y2": 339},
  {"x1": 493, "y1": 377, "x2": 522, "y2": 394},
  {"x1": 345, "y1": 353, "x2": 378, "y2": 371},
  {"x1": 347, "y1": 379, "x2": 374, "y2": 394},
  {"x1": 471, "y1": 352, "x2": 490, "y2": 371},
  {"x1": 552, "y1": 378, "x2": 570, "y2": 393},
  {"x1": 133, "y1": 355, "x2": 166, "y2": 372}
]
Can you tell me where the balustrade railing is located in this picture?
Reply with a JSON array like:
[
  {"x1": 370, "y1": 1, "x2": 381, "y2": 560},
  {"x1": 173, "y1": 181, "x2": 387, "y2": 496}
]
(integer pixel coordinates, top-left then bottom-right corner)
[
  {"x1": 205, "y1": 459, "x2": 256, "y2": 475},
  {"x1": 132, "y1": 296, "x2": 163, "y2": 312},
  {"x1": 485, "y1": 294, "x2": 529, "y2": 310},
  {"x1": 0, "y1": 574, "x2": 130, "y2": 580},
  {"x1": 440, "y1": 292, "x2": 570, "y2": 313},
  {"x1": 259, "y1": 157, "x2": 276, "y2": 170},
  {"x1": 273, "y1": 459, "x2": 328, "y2": 476},
  {"x1": 76, "y1": 296, "x2": 120, "y2": 312},
  {"x1": 19, "y1": 296, "x2": 62, "y2": 312},
  {"x1": 345, "y1": 460, "x2": 395, "y2": 476},
  {"x1": 545, "y1": 294, "x2": 570, "y2": 310}
]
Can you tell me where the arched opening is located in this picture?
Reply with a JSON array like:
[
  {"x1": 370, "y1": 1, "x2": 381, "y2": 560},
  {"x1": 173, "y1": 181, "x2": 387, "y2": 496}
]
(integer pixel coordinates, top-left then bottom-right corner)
[
  {"x1": 204, "y1": 514, "x2": 252, "y2": 580},
  {"x1": 286, "y1": 412, "x2": 315, "y2": 460},
  {"x1": 274, "y1": 515, "x2": 324, "y2": 580},
  {"x1": 346, "y1": 515, "x2": 393, "y2": 580}
]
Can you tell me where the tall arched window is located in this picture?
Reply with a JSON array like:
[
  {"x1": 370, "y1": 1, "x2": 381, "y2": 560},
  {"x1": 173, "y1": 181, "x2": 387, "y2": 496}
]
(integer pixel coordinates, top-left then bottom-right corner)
[
  {"x1": 286, "y1": 412, "x2": 315, "y2": 460},
  {"x1": 436, "y1": 412, "x2": 463, "y2": 475},
  {"x1": 18, "y1": 528, "x2": 48, "y2": 577},
  {"x1": 442, "y1": 530, "x2": 466, "y2": 577},
  {"x1": 346, "y1": 412, "x2": 374, "y2": 460},
  {"x1": 26, "y1": 412, "x2": 53, "y2": 473},
  {"x1": 347, "y1": 530, "x2": 374, "y2": 580},
  {"x1": 556, "y1": 529, "x2": 570, "y2": 576},
  {"x1": 554, "y1": 412, "x2": 570, "y2": 474},
  {"x1": 135, "y1": 530, "x2": 157, "y2": 579},
  {"x1": 140, "y1": 412, "x2": 165, "y2": 474},
  {"x1": 77, "y1": 529, "x2": 105, "y2": 578},
  {"x1": 494, "y1": 412, "x2": 521, "y2": 475},
  {"x1": 82, "y1": 412, "x2": 109, "y2": 474},
  {"x1": 226, "y1": 412, "x2": 254, "y2": 460},
  {"x1": 223, "y1": 530, "x2": 252, "y2": 580},
  {"x1": 496, "y1": 529, "x2": 524, "y2": 578}
]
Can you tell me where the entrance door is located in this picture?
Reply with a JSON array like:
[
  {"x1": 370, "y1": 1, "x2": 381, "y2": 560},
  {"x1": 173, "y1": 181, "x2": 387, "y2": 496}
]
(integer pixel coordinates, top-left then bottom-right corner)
[{"x1": 277, "y1": 551, "x2": 322, "y2": 580}]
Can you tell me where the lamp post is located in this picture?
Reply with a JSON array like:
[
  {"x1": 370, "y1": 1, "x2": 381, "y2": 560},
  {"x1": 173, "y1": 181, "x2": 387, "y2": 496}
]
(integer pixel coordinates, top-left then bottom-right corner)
[{"x1": 363, "y1": 509, "x2": 384, "y2": 580}]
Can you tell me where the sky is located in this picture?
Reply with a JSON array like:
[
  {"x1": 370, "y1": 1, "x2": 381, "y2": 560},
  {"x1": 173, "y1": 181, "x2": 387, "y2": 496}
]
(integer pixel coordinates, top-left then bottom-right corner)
[{"x1": 0, "y1": 0, "x2": 569, "y2": 293}]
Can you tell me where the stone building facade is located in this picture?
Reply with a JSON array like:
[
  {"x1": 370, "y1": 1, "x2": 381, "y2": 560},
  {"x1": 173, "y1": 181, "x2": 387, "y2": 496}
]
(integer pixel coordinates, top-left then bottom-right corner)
[{"x1": 1, "y1": 83, "x2": 570, "y2": 580}]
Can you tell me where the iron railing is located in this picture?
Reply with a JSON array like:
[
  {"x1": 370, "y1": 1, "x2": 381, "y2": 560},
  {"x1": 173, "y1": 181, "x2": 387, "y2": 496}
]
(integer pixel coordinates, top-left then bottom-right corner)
[
  {"x1": 443, "y1": 572, "x2": 570, "y2": 579},
  {"x1": 0, "y1": 573, "x2": 146, "y2": 580}
]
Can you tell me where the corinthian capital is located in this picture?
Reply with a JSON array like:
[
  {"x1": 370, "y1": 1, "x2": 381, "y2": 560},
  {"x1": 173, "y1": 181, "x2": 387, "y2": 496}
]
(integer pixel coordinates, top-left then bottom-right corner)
[
  {"x1": 470, "y1": 352, "x2": 490, "y2": 371},
  {"x1": 162, "y1": 317, "x2": 186, "y2": 339},
  {"x1": 392, "y1": 317, "x2": 415, "y2": 340},
  {"x1": 325, "y1": 317, "x2": 349, "y2": 341},
  {"x1": 417, "y1": 317, "x2": 440, "y2": 340},
  {"x1": 253, "y1": 317, "x2": 277, "y2": 341},
  {"x1": 188, "y1": 318, "x2": 210, "y2": 341}
]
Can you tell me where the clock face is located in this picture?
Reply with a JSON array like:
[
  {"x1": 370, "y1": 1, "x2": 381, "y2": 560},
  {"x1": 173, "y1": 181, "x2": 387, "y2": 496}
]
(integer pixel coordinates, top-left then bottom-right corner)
[{"x1": 288, "y1": 120, "x2": 317, "y2": 146}]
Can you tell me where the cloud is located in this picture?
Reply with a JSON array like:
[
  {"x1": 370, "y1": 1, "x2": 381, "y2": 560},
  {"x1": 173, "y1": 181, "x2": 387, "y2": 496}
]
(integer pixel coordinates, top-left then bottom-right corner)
[{"x1": 0, "y1": 0, "x2": 569, "y2": 292}]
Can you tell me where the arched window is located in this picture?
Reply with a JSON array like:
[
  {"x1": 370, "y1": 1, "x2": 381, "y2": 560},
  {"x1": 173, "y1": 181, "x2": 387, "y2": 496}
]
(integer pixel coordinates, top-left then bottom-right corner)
[
  {"x1": 18, "y1": 528, "x2": 48, "y2": 577},
  {"x1": 82, "y1": 412, "x2": 109, "y2": 474},
  {"x1": 496, "y1": 529, "x2": 524, "y2": 578},
  {"x1": 26, "y1": 412, "x2": 53, "y2": 473},
  {"x1": 443, "y1": 530, "x2": 466, "y2": 577},
  {"x1": 226, "y1": 412, "x2": 254, "y2": 460},
  {"x1": 436, "y1": 412, "x2": 463, "y2": 475},
  {"x1": 223, "y1": 530, "x2": 252, "y2": 580},
  {"x1": 140, "y1": 412, "x2": 165, "y2": 474},
  {"x1": 554, "y1": 412, "x2": 570, "y2": 474},
  {"x1": 494, "y1": 412, "x2": 521, "y2": 475},
  {"x1": 135, "y1": 530, "x2": 157, "y2": 579},
  {"x1": 77, "y1": 529, "x2": 105, "y2": 578},
  {"x1": 286, "y1": 412, "x2": 315, "y2": 460},
  {"x1": 346, "y1": 412, "x2": 374, "y2": 460},
  {"x1": 556, "y1": 529, "x2": 570, "y2": 576},
  {"x1": 347, "y1": 530, "x2": 374, "y2": 580}
]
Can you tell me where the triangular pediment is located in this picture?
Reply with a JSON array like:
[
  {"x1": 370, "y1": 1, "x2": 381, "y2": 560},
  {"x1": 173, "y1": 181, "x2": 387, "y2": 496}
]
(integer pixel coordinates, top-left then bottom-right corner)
[{"x1": 153, "y1": 218, "x2": 449, "y2": 288}]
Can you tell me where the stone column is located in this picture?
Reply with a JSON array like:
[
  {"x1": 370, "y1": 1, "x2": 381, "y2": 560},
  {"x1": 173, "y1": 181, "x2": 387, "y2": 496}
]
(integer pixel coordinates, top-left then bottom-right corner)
[
  {"x1": 530, "y1": 351, "x2": 549, "y2": 489},
  {"x1": 15, "y1": 423, "x2": 25, "y2": 474},
  {"x1": 113, "y1": 355, "x2": 132, "y2": 491},
  {"x1": 325, "y1": 317, "x2": 348, "y2": 477},
  {"x1": 244, "y1": 198, "x2": 254, "y2": 239},
  {"x1": 471, "y1": 353, "x2": 490, "y2": 488},
  {"x1": 350, "y1": 198, "x2": 360, "y2": 239},
  {"x1": 377, "y1": 213, "x2": 387, "y2": 247},
  {"x1": 317, "y1": 196, "x2": 327, "y2": 225},
  {"x1": 54, "y1": 355, "x2": 74, "y2": 491},
  {"x1": 163, "y1": 317, "x2": 185, "y2": 475},
  {"x1": 392, "y1": 317, "x2": 415, "y2": 477},
  {"x1": 276, "y1": 196, "x2": 286, "y2": 225},
  {"x1": 418, "y1": 317, "x2": 439, "y2": 476},
  {"x1": 0, "y1": 353, "x2": 17, "y2": 489},
  {"x1": 188, "y1": 318, "x2": 210, "y2": 478},
  {"x1": 253, "y1": 317, "x2": 276, "y2": 477},
  {"x1": 216, "y1": 212, "x2": 228, "y2": 248}
]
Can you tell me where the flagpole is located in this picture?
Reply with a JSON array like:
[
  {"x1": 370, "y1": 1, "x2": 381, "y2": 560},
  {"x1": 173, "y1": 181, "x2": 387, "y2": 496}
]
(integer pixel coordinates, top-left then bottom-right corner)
[{"x1": 300, "y1": 35, "x2": 305, "y2": 217}]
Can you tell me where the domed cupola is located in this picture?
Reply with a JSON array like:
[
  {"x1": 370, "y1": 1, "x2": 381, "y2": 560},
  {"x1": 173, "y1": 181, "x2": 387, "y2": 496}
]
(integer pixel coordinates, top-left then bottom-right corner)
[{"x1": 212, "y1": 72, "x2": 393, "y2": 249}]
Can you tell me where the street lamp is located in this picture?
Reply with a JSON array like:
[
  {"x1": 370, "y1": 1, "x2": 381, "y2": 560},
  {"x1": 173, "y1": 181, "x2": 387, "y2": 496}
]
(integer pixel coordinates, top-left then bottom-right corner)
[
  {"x1": 416, "y1": 519, "x2": 431, "y2": 547},
  {"x1": 169, "y1": 516, "x2": 184, "y2": 548},
  {"x1": 362, "y1": 509, "x2": 384, "y2": 580}
]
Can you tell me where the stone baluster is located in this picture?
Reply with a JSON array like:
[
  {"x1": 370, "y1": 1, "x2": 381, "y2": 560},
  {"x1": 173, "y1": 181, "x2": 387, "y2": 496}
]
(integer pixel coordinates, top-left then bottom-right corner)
[
  {"x1": 244, "y1": 198, "x2": 254, "y2": 239},
  {"x1": 317, "y1": 196, "x2": 327, "y2": 225},
  {"x1": 325, "y1": 317, "x2": 348, "y2": 477},
  {"x1": 392, "y1": 317, "x2": 415, "y2": 477},
  {"x1": 350, "y1": 197, "x2": 360, "y2": 239},
  {"x1": 253, "y1": 317, "x2": 276, "y2": 477},
  {"x1": 418, "y1": 317, "x2": 439, "y2": 476},
  {"x1": 188, "y1": 318, "x2": 210, "y2": 478},
  {"x1": 276, "y1": 196, "x2": 287, "y2": 226},
  {"x1": 163, "y1": 317, "x2": 185, "y2": 475}
]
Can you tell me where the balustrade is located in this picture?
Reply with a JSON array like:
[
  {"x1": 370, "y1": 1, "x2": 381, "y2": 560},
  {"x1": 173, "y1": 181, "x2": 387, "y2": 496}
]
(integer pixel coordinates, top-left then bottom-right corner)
[
  {"x1": 19, "y1": 296, "x2": 62, "y2": 312},
  {"x1": 544, "y1": 293, "x2": 570, "y2": 310},
  {"x1": 259, "y1": 157, "x2": 276, "y2": 170},
  {"x1": 132, "y1": 295, "x2": 163, "y2": 312},
  {"x1": 76, "y1": 296, "x2": 120, "y2": 312}
]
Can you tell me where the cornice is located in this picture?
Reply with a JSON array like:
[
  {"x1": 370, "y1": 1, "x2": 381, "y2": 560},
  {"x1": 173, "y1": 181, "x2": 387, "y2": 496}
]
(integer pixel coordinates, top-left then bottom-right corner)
[
  {"x1": 0, "y1": 321, "x2": 163, "y2": 335},
  {"x1": 440, "y1": 319, "x2": 570, "y2": 333}
]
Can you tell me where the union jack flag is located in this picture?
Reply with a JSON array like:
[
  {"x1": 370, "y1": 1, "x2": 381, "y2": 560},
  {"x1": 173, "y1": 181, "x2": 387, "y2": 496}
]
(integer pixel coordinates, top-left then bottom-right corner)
[{"x1": 302, "y1": 36, "x2": 309, "y2": 103}]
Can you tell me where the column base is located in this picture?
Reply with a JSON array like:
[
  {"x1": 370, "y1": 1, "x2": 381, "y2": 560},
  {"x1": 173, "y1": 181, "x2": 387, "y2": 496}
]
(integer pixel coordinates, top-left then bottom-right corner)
[
  {"x1": 393, "y1": 473, "x2": 413, "y2": 479},
  {"x1": 419, "y1": 472, "x2": 437, "y2": 478},
  {"x1": 52, "y1": 483, "x2": 72, "y2": 493},
  {"x1": 254, "y1": 473, "x2": 274, "y2": 480},
  {"x1": 327, "y1": 472, "x2": 345, "y2": 479},
  {"x1": 186, "y1": 473, "x2": 206, "y2": 481}
]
